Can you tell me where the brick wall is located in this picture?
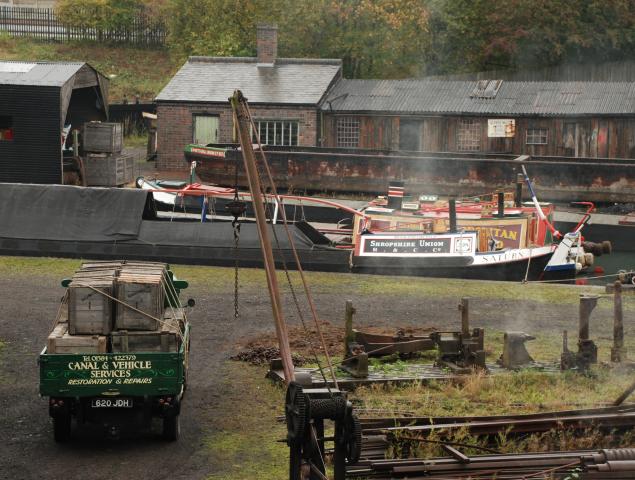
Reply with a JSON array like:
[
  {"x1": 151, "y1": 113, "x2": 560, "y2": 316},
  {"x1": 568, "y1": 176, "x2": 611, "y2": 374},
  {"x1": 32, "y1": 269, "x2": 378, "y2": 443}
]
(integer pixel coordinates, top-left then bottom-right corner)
[
  {"x1": 156, "y1": 102, "x2": 320, "y2": 171},
  {"x1": 256, "y1": 24, "x2": 277, "y2": 65}
]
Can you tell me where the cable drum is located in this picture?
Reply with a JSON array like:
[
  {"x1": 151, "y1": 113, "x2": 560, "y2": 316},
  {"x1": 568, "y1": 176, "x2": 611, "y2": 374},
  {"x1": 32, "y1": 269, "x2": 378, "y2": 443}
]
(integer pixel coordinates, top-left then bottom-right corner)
[{"x1": 309, "y1": 396, "x2": 347, "y2": 420}]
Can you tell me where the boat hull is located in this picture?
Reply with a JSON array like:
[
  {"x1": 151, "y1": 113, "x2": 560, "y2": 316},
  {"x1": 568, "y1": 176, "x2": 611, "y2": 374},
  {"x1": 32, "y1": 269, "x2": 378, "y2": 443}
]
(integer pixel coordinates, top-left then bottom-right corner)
[
  {"x1": 188, "y1": 145, "x2": 635, "y2": 203},
  {"x1": 352, "y1": 250, "x2": 559, "y2": 282}
]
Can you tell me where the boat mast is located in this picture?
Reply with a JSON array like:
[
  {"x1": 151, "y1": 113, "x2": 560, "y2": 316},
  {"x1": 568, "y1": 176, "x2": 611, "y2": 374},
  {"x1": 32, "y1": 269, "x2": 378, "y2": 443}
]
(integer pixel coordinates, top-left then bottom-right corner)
[{"x1": 229, "y1": 90, "x2": 295, "y2": 383}]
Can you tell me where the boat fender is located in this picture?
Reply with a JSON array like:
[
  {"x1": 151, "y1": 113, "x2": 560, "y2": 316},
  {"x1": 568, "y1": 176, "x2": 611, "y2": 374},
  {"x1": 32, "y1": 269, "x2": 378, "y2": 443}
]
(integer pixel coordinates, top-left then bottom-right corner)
[
  {"x1": 584, "y1": 253, "x2": 594, "y2": 268},
  {"x1": 576, "y1": 262, "x2": 583, "y2": 273}
]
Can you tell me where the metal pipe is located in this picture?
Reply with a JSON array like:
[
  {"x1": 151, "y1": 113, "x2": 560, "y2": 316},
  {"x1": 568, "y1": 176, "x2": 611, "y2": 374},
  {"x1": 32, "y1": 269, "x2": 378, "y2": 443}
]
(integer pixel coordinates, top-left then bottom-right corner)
[
  {"x1": 497, "y1": 191, "x2": 505, "y2": 218},
  {"x1": 230, "y1": 91, "x2": 295, "y2": 383},
  {"x1": 448, "y1": 198, "x2": 457, "y2": 233}
]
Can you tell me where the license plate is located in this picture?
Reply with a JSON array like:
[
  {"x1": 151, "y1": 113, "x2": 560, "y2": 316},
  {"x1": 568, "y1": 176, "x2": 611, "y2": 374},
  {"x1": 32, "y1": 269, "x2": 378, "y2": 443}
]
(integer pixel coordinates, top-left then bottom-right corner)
[{"x1": 91, "y1": 398, "x2": 133, "y2": 408}]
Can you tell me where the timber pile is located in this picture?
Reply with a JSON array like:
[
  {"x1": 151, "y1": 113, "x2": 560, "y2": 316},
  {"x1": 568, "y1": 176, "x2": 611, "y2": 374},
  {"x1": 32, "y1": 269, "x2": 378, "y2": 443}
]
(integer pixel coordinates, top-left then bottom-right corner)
[{"x1": 47, "y1": 261, "x2": 182, "y2": 354}]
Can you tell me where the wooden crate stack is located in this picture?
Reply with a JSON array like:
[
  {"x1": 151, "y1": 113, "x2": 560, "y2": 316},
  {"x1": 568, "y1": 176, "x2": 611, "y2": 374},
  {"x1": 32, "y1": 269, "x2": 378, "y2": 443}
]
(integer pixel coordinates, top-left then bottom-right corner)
[
  {"x1": 47, "y1": 261, "x2": 182, "y2": 354},
  {"x1": 47, "y1": 264, "x2": 117, "y2": 354},
  {"x1": 82, "y1": 121, "x2": 134, "y2": 187}
]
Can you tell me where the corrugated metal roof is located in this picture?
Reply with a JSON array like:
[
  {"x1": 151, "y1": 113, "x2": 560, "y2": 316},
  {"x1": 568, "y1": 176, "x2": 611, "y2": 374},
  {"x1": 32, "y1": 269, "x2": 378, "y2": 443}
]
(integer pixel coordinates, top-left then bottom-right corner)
[
  {"x1": 323, "y1": 79, "x2": 635, "y2": 116},
  {"x1": 0, "y1": 61, "x2": 86, "y2": 87},
  {"x1": 156, "y1": 57, "x2": 342, "y2": 104}
]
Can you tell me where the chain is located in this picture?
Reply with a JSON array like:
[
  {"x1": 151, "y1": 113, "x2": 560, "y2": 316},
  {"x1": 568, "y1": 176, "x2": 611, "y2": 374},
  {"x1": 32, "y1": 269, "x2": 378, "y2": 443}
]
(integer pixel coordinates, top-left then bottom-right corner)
[{"x1": 230, "y1": 154, "x2": 243, "y2": 322}]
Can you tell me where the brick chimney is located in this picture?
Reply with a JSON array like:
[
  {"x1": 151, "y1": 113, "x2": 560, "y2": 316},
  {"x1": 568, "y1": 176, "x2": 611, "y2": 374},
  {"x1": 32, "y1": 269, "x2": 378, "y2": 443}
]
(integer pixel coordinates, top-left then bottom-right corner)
[{"x1": 256, "y1": 24, "x2": 277, "y2": 67}]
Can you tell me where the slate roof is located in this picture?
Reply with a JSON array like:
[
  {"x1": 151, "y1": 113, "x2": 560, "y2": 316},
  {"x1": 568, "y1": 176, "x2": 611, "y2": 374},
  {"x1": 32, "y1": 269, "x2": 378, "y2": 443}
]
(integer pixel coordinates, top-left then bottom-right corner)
[
  {"x1": 0, "y1": 61, "x2": 86, "y2": 87},
  {"x1": 323, "y1": 79, "x2": 635, "y2": 116},
  {"x1": 156, "y1": 57, "x2": 342, "y2": 105}
]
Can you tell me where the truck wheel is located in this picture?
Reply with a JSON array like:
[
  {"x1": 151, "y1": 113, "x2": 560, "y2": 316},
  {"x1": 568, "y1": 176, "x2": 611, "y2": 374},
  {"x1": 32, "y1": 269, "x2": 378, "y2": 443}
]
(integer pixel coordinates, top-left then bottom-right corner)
[
  {"x1": 162, "y1": 414, "x2": 180, "y2": 441},
  {"x1": 53, "y1": 414, "x2": 71, "y2": 443}
]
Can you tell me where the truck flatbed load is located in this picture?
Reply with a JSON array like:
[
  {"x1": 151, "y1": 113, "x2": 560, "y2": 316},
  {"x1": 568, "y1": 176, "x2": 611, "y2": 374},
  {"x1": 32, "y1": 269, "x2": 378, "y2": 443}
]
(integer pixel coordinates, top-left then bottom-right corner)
[{"x1": 38, "y1": 260, "x2": 192, "y2": 442}]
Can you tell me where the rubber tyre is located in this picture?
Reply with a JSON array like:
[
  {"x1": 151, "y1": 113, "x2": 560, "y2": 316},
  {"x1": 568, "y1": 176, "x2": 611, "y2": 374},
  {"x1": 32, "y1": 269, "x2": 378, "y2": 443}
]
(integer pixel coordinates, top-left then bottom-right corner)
[
  {"x1": 162, "y1": 414, "x2": 180, "y2": 441},
  {"x1": 53, "y1": 414, "x2": 71, "y2": 443}
]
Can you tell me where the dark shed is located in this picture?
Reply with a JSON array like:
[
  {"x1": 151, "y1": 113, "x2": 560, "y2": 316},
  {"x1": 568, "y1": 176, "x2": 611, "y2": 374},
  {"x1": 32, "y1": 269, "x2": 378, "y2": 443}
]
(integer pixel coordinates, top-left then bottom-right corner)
[{"x1": 0, "y1": 61, "x2": 109, "y2": 184}]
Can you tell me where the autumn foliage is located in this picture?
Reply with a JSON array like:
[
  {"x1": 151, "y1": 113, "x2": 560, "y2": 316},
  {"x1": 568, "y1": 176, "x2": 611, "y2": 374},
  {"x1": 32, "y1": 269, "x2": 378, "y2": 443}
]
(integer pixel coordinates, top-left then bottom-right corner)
[{"x1": 57, "y1": 0, "x2": 635, "y2": 78}]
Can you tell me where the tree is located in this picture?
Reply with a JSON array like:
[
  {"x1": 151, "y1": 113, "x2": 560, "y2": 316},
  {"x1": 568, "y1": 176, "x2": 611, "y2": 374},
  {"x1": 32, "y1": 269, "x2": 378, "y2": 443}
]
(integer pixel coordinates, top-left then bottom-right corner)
[
  {"x1": 164, "y1": 0, "x2": 282, "y2": 57},
  {"x1": 56, "y1": 0, "x2": 145, "y2": 31},
  {"x1": 422, "y1": 0, "x2": 635, "y2": 75},
  {"x1": 279, "y1": 0, "x2": 430, "y2": 78}
]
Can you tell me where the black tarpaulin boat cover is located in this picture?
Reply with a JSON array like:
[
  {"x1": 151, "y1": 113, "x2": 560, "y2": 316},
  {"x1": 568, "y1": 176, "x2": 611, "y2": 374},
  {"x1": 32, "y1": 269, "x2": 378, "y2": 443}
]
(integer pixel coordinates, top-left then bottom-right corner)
[
  {"x1": 137, "y1": 221, "x2": 315, "y2": 248},
  {"x1": 0, "y1": 183, "x2": 324, "y2": 250},
  {"x1": 0, "y1": 183, "x2": 155, "y2": 241}
]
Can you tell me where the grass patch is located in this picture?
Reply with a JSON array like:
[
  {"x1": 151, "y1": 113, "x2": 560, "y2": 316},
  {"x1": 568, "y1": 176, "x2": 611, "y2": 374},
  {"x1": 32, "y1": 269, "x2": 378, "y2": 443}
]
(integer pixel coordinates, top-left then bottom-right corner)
[
  {"x1": 0, "y1": 257, "x2": 82, "y2": 279},
  {"x1": 2, "y1": 257, "x2": 630, "y2": 307},
  {"x1": 353, "y1": 368, "x2": 634, "y2": 418},
  {"x1": 125, "y1": 133, "x2": 150, "y2": 149},
  {"x1": 204, "y1": 362, "x2": 287, "y2": 480},
  {"x1": 0, "y1": 36, "x2": 182, "y2": 101},
  {"x1": 0, "y1": 339, "x2": 5, "y2": 383}
]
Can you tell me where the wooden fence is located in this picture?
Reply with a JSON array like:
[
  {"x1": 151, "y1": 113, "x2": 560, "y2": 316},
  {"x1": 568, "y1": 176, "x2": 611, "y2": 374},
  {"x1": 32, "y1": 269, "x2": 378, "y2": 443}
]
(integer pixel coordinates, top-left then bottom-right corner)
[{"x1": 0, "y1": 6, "x2": 166, "y2": 46}]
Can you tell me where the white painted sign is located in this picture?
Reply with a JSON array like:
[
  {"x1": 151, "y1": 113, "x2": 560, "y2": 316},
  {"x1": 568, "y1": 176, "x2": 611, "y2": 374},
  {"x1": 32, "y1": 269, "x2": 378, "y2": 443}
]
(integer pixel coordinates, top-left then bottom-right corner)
[
  {"x1": 358, "y1": 232, "x2": 477, "y2": 257},
  {"x1": 488, "y1": 119, "x2": 516, "y2": 138}
]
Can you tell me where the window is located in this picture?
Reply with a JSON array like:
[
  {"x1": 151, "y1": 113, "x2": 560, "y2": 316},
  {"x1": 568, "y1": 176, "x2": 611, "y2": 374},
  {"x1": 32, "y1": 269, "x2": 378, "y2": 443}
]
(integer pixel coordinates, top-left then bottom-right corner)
[
  {"x1": 0, "y1": 116, "x2": 13, "y2": 141},
  {"x1": 336, "y1": 117, "x2": 360, "y2": 148},
  {"x1": 252, "y1": 120, "x2": 299, "y2": 146},
  {"x1": 193, "y1": 114, "x2": 219, "y2": 145},
  {"x1": 457, "y1": 118, "x2": 481, "y2": 151},
  {"x1": 526, "y1": 128, "x2": 548, "y2": 145}
]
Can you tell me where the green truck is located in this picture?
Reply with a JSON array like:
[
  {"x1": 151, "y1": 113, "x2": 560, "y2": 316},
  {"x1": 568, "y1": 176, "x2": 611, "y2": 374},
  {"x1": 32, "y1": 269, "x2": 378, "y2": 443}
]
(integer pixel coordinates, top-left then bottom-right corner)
[{"x1": 39, "y1": 261, "x2": 192, "y2": 442}]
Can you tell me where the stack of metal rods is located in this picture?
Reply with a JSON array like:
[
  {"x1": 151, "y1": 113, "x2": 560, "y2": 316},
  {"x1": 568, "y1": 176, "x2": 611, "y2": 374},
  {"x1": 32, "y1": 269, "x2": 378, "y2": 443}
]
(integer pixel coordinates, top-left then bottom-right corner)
[
  {"x1": 348, "y1": 449, "x2": 635, "y2": 479},
  {"x1": 361, "y1": 404, "x2": 635, "y2": 436}
]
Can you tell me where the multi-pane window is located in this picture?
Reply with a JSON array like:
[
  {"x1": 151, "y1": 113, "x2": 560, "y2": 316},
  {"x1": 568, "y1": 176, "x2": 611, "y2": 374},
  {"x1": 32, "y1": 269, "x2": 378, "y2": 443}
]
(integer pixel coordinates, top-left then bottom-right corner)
[
  {"x1": 336, "y1": 117, "x2": 360, "y2": 148},
  {"x1": 253, "y1": 120, "x2": 299, "y2": 146},
  {"x1": 457, "y1": 118, "x2": 481, "y2": 151},
  {"x1": 526, "y1": 128, "x2": 548, "y2": 145}
]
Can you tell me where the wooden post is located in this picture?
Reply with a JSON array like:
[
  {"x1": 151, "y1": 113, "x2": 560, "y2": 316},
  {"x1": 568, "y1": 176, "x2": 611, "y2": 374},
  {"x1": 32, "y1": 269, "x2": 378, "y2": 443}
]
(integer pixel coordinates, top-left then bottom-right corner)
[
  {"x1": 614, "y1": 378, "x2": 635, "y2": 406},
  {"x1": 344, "y1": 300, "x2": 356, "y2": 356},
  {"x1": 612, "y1": 281, "x2": 626, "y2": 362},
  {"x1": 459, "y1": 297, "x2": 470, "y2": 337},
  {"x1": 230, "y1": 90, "x2": 295, "y2": 384},
  {"x1": 579, "y1": 295, "x2": 598, "y2": 341}
]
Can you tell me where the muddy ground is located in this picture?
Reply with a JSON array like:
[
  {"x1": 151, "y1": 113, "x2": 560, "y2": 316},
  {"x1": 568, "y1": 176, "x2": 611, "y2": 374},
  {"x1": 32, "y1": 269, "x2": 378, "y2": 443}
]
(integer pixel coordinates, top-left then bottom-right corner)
[{"x1": 0, "y1": 264, "x2": 629, "y2": 480}]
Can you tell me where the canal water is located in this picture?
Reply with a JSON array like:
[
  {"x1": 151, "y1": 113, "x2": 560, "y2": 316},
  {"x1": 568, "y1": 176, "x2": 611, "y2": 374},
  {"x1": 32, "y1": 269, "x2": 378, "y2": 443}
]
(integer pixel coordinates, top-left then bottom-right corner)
[{"x1": 585, "y1": 251, "x2": 635, "y2": 284}]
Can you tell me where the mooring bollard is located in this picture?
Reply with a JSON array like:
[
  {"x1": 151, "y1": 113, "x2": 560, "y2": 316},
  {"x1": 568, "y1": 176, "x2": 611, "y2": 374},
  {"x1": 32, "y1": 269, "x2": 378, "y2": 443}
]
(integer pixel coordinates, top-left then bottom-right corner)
[{"x1": 611, "y1": 281, "x2": 627, "y2": 363}]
